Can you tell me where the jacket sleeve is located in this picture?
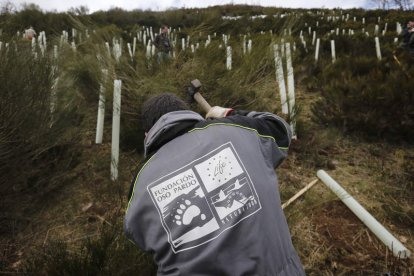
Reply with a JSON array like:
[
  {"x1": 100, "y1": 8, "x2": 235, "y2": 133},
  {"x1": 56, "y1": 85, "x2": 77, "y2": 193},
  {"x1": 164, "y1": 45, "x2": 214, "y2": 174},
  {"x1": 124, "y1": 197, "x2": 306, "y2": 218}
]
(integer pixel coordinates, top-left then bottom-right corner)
[
  {"x1": 204, "y1": 110, "x2": 292, "y2": 168},
  {"x1": 232, "y1": 110, "x2": 292, "y2": 147}
]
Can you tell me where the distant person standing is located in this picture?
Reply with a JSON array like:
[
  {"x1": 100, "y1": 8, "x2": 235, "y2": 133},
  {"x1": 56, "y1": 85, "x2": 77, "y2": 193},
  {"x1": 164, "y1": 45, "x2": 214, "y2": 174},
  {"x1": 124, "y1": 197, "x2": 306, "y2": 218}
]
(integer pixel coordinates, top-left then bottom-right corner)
[
  {"x1": 154, "y1": 25, "x2": 172, "y2": 64},
  {"x1": 399, "y1": 21, "x2": 414, "y2": 56},
  {"x1": 24, "y1": 26, "x2": 36, "y2": 40}
]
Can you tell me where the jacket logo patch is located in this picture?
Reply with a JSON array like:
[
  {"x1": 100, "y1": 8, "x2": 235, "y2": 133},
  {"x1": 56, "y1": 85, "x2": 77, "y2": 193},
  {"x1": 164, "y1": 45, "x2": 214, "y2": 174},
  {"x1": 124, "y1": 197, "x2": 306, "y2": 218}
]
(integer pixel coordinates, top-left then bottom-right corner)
[{"x1": 148, "y1": 142, "x2": 261, "y2": 253}]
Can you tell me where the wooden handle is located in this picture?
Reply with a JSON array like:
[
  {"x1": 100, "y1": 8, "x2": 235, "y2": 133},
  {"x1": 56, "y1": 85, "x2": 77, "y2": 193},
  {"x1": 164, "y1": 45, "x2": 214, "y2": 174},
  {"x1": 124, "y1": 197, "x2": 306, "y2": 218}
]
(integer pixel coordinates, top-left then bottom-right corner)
[{"x1": 193, "y1": 92, "x2": 212, "y2": 113}]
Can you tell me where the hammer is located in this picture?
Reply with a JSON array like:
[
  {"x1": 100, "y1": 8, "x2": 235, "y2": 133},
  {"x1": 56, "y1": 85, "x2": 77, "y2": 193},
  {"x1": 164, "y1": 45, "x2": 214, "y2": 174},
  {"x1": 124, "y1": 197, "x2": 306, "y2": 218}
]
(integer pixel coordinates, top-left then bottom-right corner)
[{"x1": 187, "y1": 79, "x2": 212, "y2": 113}]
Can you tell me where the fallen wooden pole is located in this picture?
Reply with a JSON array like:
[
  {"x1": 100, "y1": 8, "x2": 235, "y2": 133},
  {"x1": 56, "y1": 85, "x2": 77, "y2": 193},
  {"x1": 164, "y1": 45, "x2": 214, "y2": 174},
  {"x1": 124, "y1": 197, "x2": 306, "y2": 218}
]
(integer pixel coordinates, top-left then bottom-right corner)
[{"x1": 282, "y1": 179, "x2": 319, "y2": 209}]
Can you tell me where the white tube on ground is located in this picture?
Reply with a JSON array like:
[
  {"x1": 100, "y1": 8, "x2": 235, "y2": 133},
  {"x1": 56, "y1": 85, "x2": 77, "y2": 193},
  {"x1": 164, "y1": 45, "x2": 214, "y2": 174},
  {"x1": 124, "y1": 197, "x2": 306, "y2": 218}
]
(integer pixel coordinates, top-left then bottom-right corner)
[
  {"x1": 248, "y1": 39, "x2": 252, "y2": 54},
  {"x1": 317, "y1": 170, "x2": 411, "y2": 259},
  {"x1": 96, "y1": 69, "x2": 108, "y2": 144},
  {"x1": 111, "y1": 80, "x2": 122, "y2": 181}
]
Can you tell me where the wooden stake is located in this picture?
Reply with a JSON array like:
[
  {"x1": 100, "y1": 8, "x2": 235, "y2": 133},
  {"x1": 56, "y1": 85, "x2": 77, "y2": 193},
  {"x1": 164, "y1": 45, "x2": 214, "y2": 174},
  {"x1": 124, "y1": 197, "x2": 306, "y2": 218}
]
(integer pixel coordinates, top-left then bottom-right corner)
[{"x1": 282, "y1": 179, "x2": 319, "y2": 209}]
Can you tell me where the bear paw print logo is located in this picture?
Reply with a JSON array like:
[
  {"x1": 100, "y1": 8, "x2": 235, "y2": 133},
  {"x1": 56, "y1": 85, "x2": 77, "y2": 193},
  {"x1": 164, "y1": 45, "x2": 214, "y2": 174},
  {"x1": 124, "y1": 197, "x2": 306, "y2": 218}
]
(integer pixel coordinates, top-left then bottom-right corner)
[{"x1": 172, "y1": 199, "x2": 207, "y2": 226}]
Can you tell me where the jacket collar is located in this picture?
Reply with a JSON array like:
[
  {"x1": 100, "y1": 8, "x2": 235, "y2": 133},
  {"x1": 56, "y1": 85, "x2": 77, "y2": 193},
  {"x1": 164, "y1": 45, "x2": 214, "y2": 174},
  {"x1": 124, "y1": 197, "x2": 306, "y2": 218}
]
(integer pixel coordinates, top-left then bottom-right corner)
[{"x1": 144, "y1": 110, "x2": 204, "y2": 157}]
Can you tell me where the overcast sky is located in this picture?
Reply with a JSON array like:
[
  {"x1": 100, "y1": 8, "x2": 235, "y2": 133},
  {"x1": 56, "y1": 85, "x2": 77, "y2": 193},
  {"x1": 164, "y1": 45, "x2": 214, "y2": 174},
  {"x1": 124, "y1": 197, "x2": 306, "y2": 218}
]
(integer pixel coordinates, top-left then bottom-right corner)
[{"x1": 9, "y1": 0, "x2": 372, "y2": 13}]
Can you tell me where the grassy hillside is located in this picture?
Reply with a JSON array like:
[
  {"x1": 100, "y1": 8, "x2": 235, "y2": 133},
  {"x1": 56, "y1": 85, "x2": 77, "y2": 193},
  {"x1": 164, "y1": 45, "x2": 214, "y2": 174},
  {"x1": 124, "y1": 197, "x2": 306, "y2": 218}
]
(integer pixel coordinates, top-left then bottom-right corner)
[{"x1": 0, "y1": 4, "x2": 413, "y2": 275}]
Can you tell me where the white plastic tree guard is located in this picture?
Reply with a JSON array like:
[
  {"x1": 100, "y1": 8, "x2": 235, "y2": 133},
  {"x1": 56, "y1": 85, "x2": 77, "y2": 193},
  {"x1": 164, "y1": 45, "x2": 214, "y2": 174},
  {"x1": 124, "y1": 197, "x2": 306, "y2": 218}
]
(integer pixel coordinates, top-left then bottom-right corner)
[
  {"x1": 127, "y1": 43, "x2": 133, "y2": 61},
  {"x1": 105, "y1": 42, "x2": 110, "y2": 55},
  {"x1": 312, "y1": 31, "x2": 316, "y2": 46},
  {"x1": 274, "y1": 45, "x2": 288, "y2": 115},
  {"x1": 396, "y1": 22, "x2": 402, "y2": 35},
  {"x1": 111, "y1": 80, "x2": 122, "y2": 181},
  {"x1": 72, "y1": 28, "x2": 76, "y2": 41},
  {"x1": 248, "y1": 39, "x2": 252, "y2": 54},
  {"x1": 146, "y1": 41, "x2": 151, "y2": 59},
  {"x1": 96, "y1": 69, "x2": 108, "y2": 144},
  {"x1": 331, "y1": 40, "x2": 336, "y2": 63},
  {"x1": 375, "y1": 25, "x2": 379, "y2": 35},
  {"x1": 114, "y1": 43, "x2": 121, "y2": 63},
  {"x1": 317, "y1": 170, "x2": 411, "y2": 259},
  {"x1": 50, "y1": 65, "x2": 59, "y2": 114},
  {"x1": 285, "y1": 42, "x2": 296, "y2": 139},
  {"x1": 133, "y1": 37, "x2": 136, "y2": 55},
  {"x1": 243, "y1": 35, "x2": 246, "y2": 55},
  {"x1": 151, "y1": 45, "x2": 156, "y2": 57},
  {"x1": 150, "y1": 27, "x2": 154, "y2": 41},
  {"x1": 375, "y1": 37, "x2": 382, "y2": 61},
  {"x1": 226, "y1": 46, "x2": 232, "y2": 70},
  {"x1": 31, "y1": 37, "x2": 36, "y2": 52},
  {"x1": 53, "y1": 45, "x2": 58, "y2": 59},
  {"x1": 315, "y1": 38, "x2": 320, "y2": 63}
]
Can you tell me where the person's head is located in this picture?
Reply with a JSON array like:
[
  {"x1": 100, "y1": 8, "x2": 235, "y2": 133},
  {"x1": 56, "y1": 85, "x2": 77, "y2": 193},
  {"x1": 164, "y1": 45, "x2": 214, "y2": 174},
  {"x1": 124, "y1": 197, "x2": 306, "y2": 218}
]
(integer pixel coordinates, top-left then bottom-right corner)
[
  {"x1": 162, "y1": 25, "x2": 169, "y2": 34},
  {"x1": 142, "y1": 93, "x2": 189, "y2": 132}
]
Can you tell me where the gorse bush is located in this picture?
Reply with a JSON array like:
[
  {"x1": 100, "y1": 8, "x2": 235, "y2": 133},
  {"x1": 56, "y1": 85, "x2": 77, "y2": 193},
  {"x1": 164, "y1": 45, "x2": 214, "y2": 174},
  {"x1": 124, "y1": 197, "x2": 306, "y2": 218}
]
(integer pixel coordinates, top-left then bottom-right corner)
[
  {"x1": 312, "y1": 56, "x2": 414, "y2": 142},
  {"x1": 0, "y1": 43, "x2": 80, "y2": 194},
  {"x1": 23, "y1": 222, "x2": 156, "y2": 275}
]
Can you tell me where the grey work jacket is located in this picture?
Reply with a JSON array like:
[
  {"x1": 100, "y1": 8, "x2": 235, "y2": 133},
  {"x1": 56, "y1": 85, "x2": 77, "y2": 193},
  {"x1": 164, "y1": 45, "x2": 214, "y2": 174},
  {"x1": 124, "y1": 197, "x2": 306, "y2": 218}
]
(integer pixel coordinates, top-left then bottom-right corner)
[{"x1": 124, "y1": 110, "x2": 305, "y2": 276}]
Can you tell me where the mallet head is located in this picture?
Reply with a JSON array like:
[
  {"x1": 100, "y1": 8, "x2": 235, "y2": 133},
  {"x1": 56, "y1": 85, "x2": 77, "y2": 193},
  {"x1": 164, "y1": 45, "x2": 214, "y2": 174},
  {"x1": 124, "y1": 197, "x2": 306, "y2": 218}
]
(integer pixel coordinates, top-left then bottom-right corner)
[{"x1": 188, "y1": 79, "x2": 202, "y2": 98}]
